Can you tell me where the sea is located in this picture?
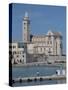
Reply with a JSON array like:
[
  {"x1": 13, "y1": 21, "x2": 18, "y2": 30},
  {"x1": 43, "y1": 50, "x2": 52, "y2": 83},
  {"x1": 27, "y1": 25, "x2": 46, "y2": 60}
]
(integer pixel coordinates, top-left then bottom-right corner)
[{"x1": 12, "y1": 65, "x2": 66, "y2": 87}]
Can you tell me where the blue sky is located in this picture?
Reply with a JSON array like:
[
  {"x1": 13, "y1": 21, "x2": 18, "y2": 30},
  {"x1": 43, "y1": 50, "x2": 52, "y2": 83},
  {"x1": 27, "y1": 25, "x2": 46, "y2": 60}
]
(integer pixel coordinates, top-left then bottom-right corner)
[{"x1": 12, "y1": 3, "x2": 66, "y2": 54}]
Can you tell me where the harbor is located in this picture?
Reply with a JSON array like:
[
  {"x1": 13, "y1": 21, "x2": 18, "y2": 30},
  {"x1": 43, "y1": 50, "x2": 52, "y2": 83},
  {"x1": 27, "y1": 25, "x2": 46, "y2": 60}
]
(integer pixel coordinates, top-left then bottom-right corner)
[
  {"x1": 12, "y1": 65, "x2": 66, "y2": 86},
  {"x1": 9, "y1": 4, "x2": 66, "y2": 87},
  {"x1": 13, "y1": 75, "x2": 66, "y2": 83}
]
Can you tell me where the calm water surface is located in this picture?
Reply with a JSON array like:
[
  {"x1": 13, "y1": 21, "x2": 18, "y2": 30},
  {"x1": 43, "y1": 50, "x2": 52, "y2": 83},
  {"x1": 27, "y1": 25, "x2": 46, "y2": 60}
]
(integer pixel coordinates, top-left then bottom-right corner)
[{"x1": 12, "y1": 65, "x2": 66, "y2": 86}]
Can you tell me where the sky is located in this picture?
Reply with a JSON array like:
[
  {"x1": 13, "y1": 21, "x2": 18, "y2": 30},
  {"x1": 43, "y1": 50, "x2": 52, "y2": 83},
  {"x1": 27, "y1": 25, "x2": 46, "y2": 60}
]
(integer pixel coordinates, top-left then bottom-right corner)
[{"x1": 11, "y1": 3, "x2": 66, "y2": 54}]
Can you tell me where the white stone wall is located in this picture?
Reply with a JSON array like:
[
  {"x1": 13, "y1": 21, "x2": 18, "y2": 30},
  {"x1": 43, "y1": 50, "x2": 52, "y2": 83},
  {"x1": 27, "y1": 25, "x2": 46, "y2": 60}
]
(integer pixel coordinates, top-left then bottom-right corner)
[
  {"x1": 56, "y1": 37, "x2": 62, "y2": 55},
  {"x1": 31, "y1": 31, "x2": 62, "y2": 56},
  {"x1": 23, "y1": 13, "x2": 30, "y2": 43},
  {"x1": 10, "y1": 43, "x2": 27, "y2": 64},
  {"x1": 27, "y1": 43, "x2": 35, "y2": 54}
]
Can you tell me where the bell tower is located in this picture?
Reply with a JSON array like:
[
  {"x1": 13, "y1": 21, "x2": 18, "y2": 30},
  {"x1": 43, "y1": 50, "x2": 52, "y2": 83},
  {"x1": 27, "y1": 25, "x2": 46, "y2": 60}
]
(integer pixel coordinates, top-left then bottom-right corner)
[{"x1": 23, "y1": 12, "x2": 30, "y2": 43}]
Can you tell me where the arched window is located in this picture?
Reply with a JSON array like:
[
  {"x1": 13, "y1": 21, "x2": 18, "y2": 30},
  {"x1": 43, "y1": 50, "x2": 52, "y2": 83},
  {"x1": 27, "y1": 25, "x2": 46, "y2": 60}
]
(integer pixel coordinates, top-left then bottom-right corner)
[{"x1": 40, "y1": 48, "x2": 42, "y2": 52}]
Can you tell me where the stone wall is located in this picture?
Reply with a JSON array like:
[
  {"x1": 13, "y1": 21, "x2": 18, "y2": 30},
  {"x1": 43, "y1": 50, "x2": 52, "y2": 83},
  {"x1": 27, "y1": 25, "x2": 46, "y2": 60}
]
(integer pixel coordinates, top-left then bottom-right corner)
[
  {"x1": 48, "y1": 55, "x2": 66, "y2": 61},
  {"x1": 26, "y1": 54, "x2": 66, "y2": 63}
]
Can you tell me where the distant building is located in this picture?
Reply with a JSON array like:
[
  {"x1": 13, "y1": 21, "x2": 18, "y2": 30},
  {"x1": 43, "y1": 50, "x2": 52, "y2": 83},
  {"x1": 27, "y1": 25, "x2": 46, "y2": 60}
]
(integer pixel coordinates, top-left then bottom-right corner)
[
  {"x1": 23, "y1": 12, "x2": 30, "y2": 43},
  {"x1": 23, "y1": 12, "x2": 63, "y2": 56},
  {"x1": 9, "y1": 42, "x2": 27, "y2": 64},
  {"x1": 10, "y1": 12, "x2": 63, "y2": 64}
]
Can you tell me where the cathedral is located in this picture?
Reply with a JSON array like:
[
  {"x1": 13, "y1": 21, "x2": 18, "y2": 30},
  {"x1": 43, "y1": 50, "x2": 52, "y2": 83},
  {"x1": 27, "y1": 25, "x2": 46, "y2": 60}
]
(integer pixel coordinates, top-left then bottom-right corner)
[
  {"x1": 23, "y1": 12, "x2": 63, "y2": 56},
  {"x1": 9, "y1": 12, "x2": 63, "y2": 64}
]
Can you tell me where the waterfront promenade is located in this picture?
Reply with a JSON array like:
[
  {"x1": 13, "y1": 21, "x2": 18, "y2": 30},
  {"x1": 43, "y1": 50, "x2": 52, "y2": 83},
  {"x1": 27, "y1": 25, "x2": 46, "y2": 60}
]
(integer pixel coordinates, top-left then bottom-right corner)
[
  {"x1": 12, "y1": 62, "x2": 66, "y2": 86},
  {"x1": 12, "y1": 62, "x2": 66, "y2": 68},
  {"x1": 12, "y1": 75, "x2": 66, "y2": 83}
]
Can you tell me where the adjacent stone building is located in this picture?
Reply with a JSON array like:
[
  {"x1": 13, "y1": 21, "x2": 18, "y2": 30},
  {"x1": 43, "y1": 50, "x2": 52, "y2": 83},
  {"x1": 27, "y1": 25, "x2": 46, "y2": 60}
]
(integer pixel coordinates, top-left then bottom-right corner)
[{"x1": 9, "y1": 42, "x2": 27, "y2": 64}]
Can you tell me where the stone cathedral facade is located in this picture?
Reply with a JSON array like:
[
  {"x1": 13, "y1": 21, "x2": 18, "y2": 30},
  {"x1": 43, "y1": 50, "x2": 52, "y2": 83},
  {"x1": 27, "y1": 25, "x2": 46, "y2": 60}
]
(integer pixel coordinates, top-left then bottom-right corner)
[
  {"x1": 23, "y1": 12, "x2": 62, "y2": 56},
  {"x1": 10, "y1": 12, "x2": 63, "y2": 64}
]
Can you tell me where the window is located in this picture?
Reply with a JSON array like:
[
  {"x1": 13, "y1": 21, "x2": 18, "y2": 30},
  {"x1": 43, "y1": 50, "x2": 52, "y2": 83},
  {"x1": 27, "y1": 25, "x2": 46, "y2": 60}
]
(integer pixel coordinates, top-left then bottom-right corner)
[
  {"x1": 13, "y1": 46, "x2": 16, "y2": 48},
  {"x1": 23, "y1": 55, "x2": 24, "y2": 57},
  {"x1": 40, "y1": 48, "x2": 42, "y2": 52},
  {"x1": 48, "y1": 48, "x2": 51, "y2": 54},
  {"x1": 17, "y1": 55, "x2": 19, "y2": 57},
  {"x1": 24, "y1": 27, "x2": 26, "y2": 29},
  {"x1": 24, "y1": 23, "x2": 26, "y2": 25},
  {"x1": 20, "y1": 59, "x2": 21, "y2": 63},
  {"x1": 48, "y1": 35, "x2": 51, "y2": 40},
  {"x1": 50, "y1": 41, "x2": 52, "y2": 44},
  {"x1": 47, "y1": 41, "x2": 52, "y2": 44},
  {"x1": 44, "y1": 48, "x2": 46, "y2": 51},
  {"x1": 18, "y1": 42, "x2": 24, "y2": 48},
  {"x1": 9, "y1": 46, "x2": 12, "y2": 48},
  {"x1": 60, "y1": 43, "x2": 62, "y2": 48},
  {"x1": 47, "y1": 41, "x2": 49, "y2": 44},
  {"x1": 13, "y1": 51, "x2": 16, "y2": 54}
]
